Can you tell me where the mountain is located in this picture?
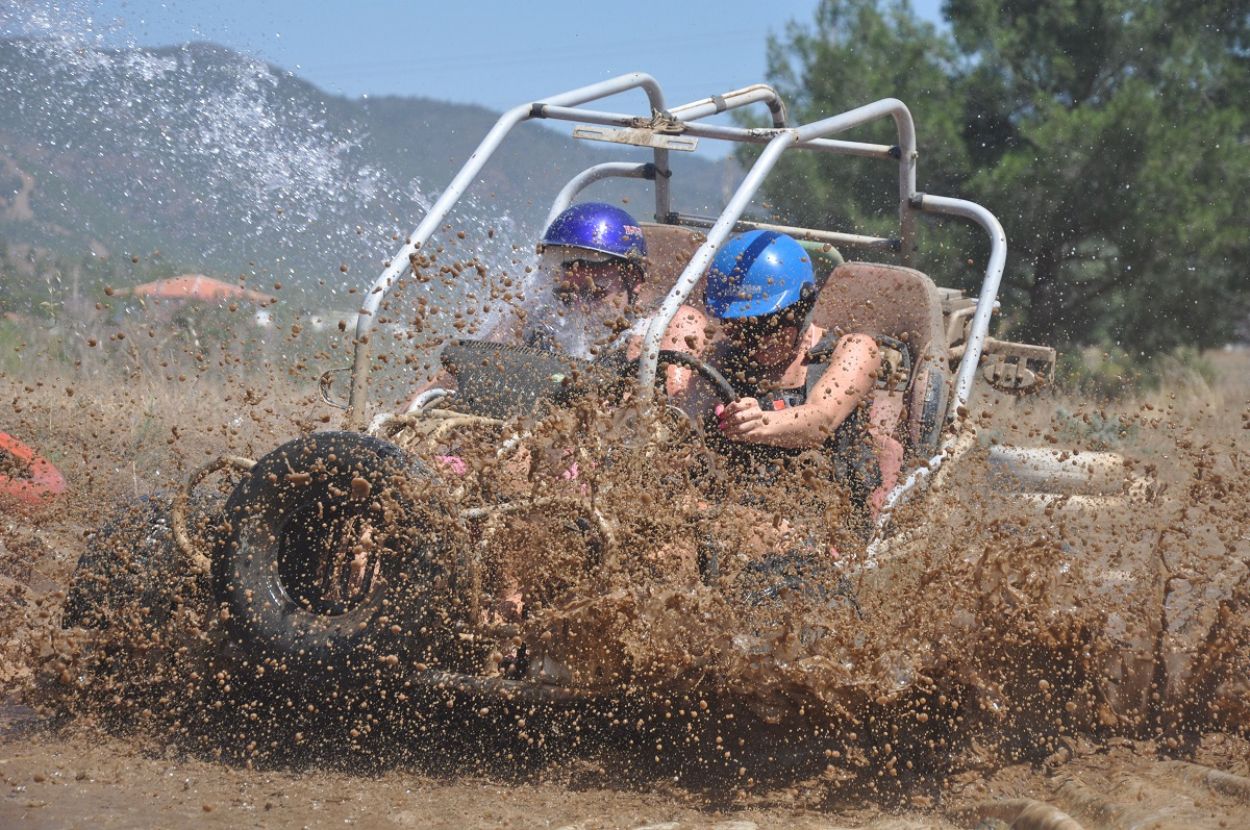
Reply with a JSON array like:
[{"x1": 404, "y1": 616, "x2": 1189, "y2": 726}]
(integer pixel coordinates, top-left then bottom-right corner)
[{"x1": 0, "y1": 37, "x2": 737, "y2": 293}]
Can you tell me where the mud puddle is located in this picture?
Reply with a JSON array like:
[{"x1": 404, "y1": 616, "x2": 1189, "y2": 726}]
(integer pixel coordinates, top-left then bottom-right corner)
[{"x1": 2, "y1": 726, "x2": 1248, "y2": 828}]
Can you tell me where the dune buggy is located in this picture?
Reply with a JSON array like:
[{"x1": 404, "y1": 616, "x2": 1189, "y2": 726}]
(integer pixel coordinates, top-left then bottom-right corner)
[{"x1": 66, "y1": 73, "x2": 1147, "y2": 706}]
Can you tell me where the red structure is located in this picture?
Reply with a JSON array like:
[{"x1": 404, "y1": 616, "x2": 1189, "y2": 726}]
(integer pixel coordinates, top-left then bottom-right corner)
[
  {"x1": 125, "y1": 275, "x2": 275, "y2": 305},
  {"x1": 0, "y1": 432, "x2": 66, "y2": 506}
]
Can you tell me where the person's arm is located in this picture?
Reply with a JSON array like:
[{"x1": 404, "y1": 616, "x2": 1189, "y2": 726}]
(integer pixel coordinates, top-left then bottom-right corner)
[
  {"x1": 626, "y1": 304, "x2": 709, "y2": 397},
  {"x1": 717, "y1": 333, "x2": 880, "y2": 449},
  {"x1": 660, "y1": 305, "x2": 709, "y2": 397}
]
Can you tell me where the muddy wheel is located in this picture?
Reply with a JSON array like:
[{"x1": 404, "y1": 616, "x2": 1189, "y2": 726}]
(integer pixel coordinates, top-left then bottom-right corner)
[
  {"x1": 62, "y1": 492, "x2": 223, "y2": 631},
  {"x1": 213, "y1": 431, "x2": 458, "y2": 685}
]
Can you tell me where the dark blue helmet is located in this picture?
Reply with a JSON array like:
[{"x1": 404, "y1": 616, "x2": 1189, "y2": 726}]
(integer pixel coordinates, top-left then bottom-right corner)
[
  {"x1": 705, "y1": 230, "x2": 814, "y2": 319},
  {"x1": 540, "y1": 202, "x2": 647, "y2": 261}
]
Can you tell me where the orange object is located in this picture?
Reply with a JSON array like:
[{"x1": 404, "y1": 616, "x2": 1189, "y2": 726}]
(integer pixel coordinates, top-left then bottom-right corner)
[
  {"x1": 124, "y1": 275, "x2": 275, "y2": 305},
  {"x1": 0, "y1": 433, "x2": 67, "y2": 505}
]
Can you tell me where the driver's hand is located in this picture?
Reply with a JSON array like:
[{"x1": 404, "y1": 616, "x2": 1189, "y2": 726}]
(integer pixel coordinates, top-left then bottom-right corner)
[{"x1": 716, "y1": 397, "x2": 767, "y2": 441}]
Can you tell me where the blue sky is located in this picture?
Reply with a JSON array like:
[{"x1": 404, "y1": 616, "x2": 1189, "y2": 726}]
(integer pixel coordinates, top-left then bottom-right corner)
[{"x1": 75, "y1": 0, "x2": 944, "y2": 112}]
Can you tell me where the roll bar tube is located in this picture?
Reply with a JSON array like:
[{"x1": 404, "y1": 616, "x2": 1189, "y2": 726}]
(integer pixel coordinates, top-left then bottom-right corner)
[
  {"x1": 865, "y1": 193, "x2": 1008, "y2": 558},
  {"x1": 914, "y1": 193, "x2": 1007, "y2": 417},
  {"x1": 547, "y1": 84, "x2": 791, "y2": 220},
  {"x1": 638, "y1": 131, "x2": 798, "y2": 391},
  {"x1": 794, "y1": 98, "x2": 918, "y2": 263},
  {"x1": 667, "y1": 213, "x2": 898, "y2": 251},
  {"x1": 637, "y1": 98, "x2": 920, "y2": 391},
  {"x1": 544, "y1": 162, "x2": 657, "y2": 229},
  {"x1": 538, "y1": 105, "x2": 901, "y2": 160},
  {"x1": 668, "y1": 83, "x2": 788, "y2": 127},
  {"x1": 345, "y1": 73, "x2": 668, "y2": 427}
]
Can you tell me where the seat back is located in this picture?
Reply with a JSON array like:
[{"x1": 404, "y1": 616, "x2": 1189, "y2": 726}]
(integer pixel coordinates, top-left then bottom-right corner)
[
  {"x1": 812, "y1": 262, "x2": 950, "y2": 455},
  {"x1": 635, "y1": 223, "x2": 708, "y2": 312}
]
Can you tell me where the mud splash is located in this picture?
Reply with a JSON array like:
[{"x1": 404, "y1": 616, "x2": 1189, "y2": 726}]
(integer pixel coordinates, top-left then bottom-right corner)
[
  {"x1": 2, "y1": 352, "x2": 1249, "y2": 825},
  {"x1": 0, "y1": 224, "x2": 1245, "y2": 830},
  {"x1": 4, "y1": 361, "x2": 1247, "y2": 719},
  {"x1": 0, "y1": 0, "x2": 530, "y2": 328}
]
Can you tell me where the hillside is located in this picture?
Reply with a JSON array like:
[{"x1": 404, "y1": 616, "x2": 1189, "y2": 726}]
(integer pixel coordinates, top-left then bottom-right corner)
[{"x1": 0, "y1": 37, "x2": 736, "y2": 292}]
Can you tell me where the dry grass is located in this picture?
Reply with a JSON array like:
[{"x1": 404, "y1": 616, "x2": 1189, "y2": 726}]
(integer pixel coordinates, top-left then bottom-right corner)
[
  {"x1": 977, "y1": 347, "x2": 1248, "y2": 461},
  {"x1": 2, "y1": 321, "x2": 331, "y2": 528},
  {"x1": 5, "y1": 309, "x2": 1247, "y2": 527}
]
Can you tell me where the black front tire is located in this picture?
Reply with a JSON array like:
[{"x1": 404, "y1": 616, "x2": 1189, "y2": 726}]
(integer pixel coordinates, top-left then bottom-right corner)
[
  {"x1": 212, "y1": 431, "x2": 458, "y2": 685},
  {"x1": 63, "y1": 492, "x2": 223, "y2": 631}
]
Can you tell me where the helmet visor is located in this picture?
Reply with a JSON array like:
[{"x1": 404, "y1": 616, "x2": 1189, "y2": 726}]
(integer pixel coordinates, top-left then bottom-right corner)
[
  {"x1": 720, "y1": 305, "x2": 805, "y2": 357},
  {"x1": 539, "y1": 247, "x2": 641, "y2": 304},
  {"x1": 725, "y1": 302, "x2": 803, "y2": 335}
]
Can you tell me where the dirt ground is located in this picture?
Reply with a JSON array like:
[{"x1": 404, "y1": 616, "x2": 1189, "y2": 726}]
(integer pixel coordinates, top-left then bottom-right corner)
[
  {"x1": 2, "y1": 721, "x2": 1247, "y2": 828},
  {"x1": 1, "y1": 335, "x2": 1248, "y2": 829}
]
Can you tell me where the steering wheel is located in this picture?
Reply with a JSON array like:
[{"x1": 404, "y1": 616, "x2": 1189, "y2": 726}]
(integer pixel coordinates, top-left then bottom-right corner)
[
  {"x1": 579, "y1": 349, "x2": 737, "y2": 453},
  {"x1": 627, "y1": 350, "x2": 735, "y2": 452},
  {"x1": 653, "y1": 350, "x2": 738, "y2": 404}
]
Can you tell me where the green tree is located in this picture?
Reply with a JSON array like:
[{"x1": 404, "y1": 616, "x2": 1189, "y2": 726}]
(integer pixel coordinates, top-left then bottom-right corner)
[
  {"x1": 752, "y1": 0, "x2": 1250, "y2": 355},
  {"x1": 752, "y1": 0, "x2": 970, "y2": 237}
]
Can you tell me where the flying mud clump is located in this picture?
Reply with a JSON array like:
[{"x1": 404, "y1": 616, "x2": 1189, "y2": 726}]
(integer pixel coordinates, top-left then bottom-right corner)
[{"x1": 9, "y1": 368, "x2": 1245, "y2": 800}]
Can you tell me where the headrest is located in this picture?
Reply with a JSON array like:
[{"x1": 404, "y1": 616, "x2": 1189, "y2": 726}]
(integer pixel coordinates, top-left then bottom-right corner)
[{"x1": 811, "y1": 262, "x2": 946, "y2": 358}]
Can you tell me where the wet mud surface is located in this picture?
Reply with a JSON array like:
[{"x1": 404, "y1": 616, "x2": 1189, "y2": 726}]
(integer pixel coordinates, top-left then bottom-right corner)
[
  {"x1": 2, "y1": 351, "x2": 1249, "y2": 828},
  {"x1": 2, "y1": 725, "x2": 1248, "y2": 828}
]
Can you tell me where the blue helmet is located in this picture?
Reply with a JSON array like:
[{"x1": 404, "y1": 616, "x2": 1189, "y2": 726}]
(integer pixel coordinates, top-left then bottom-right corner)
[
  {"x1": 705, "y1": 230, "x2": 814, "y2": 319},
  {"x1": 540, "y1": 202, "x2": 647, "y2": 261}
]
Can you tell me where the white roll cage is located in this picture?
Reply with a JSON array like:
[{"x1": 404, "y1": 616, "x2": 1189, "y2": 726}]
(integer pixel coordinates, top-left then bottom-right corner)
[{"x1": 343, "y1": 73, "x2": 1008, "y2": 529}]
